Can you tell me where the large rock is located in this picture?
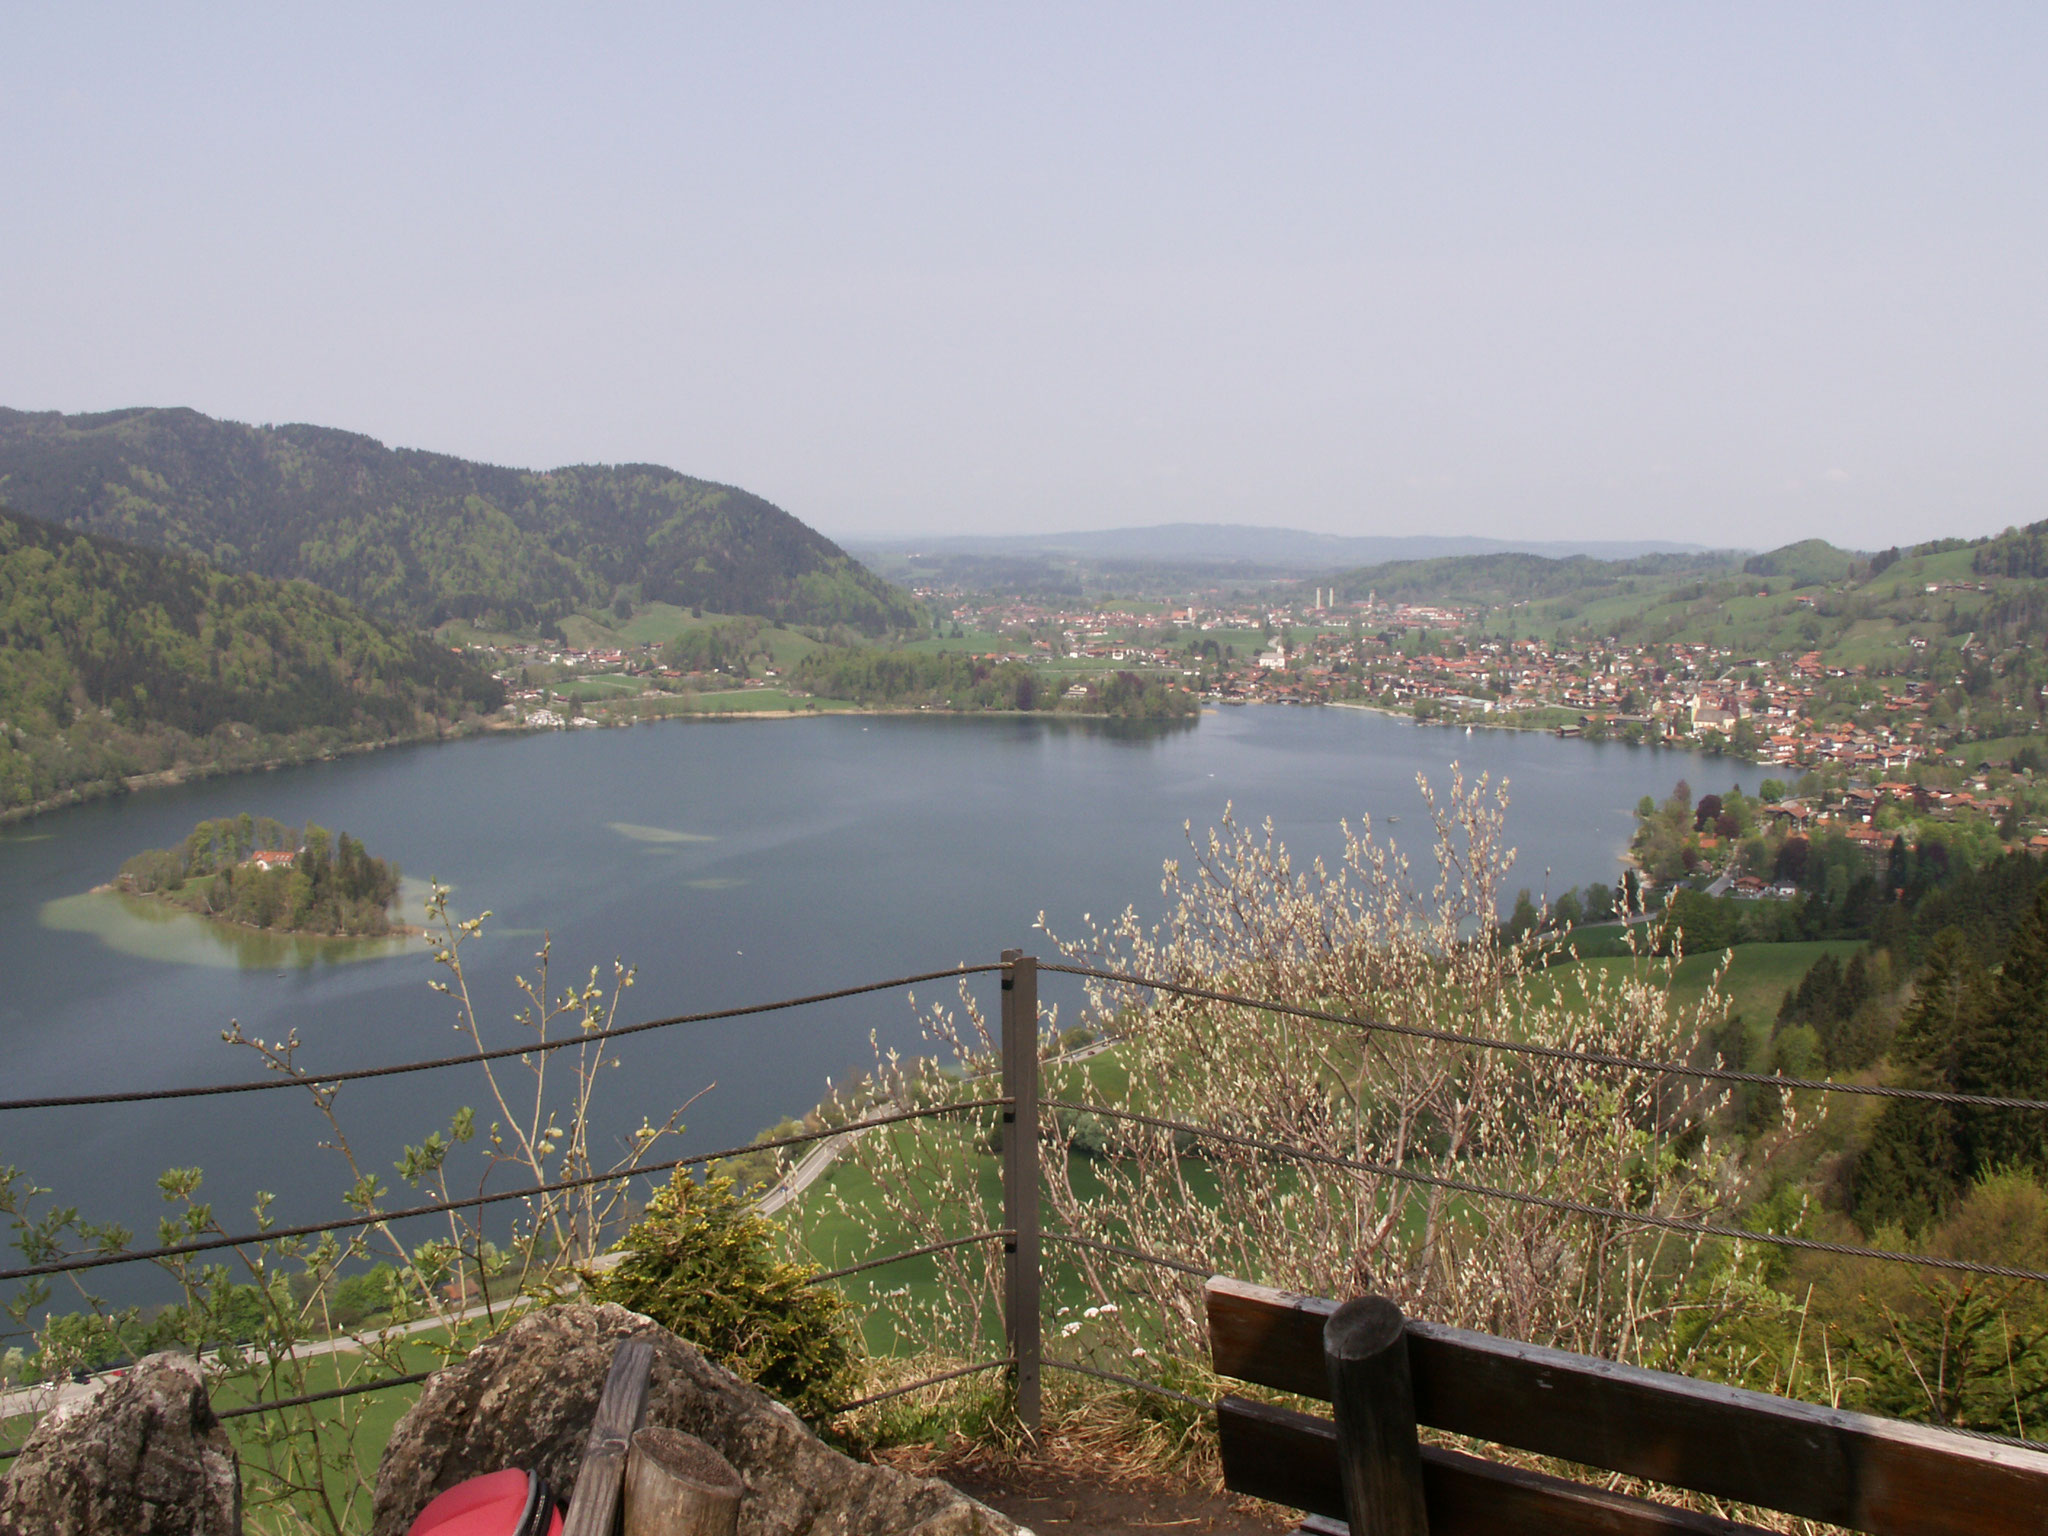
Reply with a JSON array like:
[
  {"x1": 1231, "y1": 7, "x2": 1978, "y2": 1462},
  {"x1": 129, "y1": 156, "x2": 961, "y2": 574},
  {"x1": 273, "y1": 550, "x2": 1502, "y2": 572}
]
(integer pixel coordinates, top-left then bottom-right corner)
[
  {"x1": 371, "y1": 1303, "x2": 1013, "y2": 1536},
  {"x1": 0, "y1": 1352, "x2": 239, "y2": 1535}
]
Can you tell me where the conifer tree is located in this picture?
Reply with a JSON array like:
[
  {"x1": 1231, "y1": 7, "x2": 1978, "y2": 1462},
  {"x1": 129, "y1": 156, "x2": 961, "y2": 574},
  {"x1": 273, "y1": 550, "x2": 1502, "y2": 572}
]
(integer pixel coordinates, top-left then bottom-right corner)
[
  {"x1": 1959, "y1": 879, "x2": 2048, "y2": 1175},
  {"x1": 1778, "y1": 953, "x2": 1843, "y2": 1030},
  {"x1": 1853, "y1": 928, "x2": 1986, "y2": 1233},
  {"x1": 1843, "y1": 949, "x2": 1872, "y2": 1013}
]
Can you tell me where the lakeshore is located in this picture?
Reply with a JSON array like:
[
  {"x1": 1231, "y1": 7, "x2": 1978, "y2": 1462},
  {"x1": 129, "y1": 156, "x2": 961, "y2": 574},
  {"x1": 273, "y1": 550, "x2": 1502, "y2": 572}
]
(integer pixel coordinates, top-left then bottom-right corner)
[{"x1": 0, "y1": 725, "x2": 482, "y2": 828}]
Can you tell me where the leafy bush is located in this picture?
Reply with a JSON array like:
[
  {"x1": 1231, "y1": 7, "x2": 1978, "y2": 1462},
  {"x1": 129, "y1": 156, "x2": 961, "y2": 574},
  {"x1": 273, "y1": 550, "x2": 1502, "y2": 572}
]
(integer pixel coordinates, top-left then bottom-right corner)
[
  {"x1": 585, "y1": 1171, "x2": 860, "y2": 1420},
  {"x1": 854, "y1": 777, "x2": 1750, "y2": 1380}
]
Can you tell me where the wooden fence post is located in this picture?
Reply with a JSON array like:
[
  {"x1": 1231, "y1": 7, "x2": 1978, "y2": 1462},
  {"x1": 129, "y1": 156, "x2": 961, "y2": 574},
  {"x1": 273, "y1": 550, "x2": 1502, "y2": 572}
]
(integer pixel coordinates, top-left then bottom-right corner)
[
  {"x1": 562, "y1": 1339, "x2": 656, "y2": 1536},
  {"x1": 623, "y1": 1426, "x2": 743, "y2": 1536},
  {"x1": 1001, "y1": 948, "x2": 1042, "y2": 1436},
  {"x1": 1324, "y1": 1296, "x2": 1429, "y2": 1536}
]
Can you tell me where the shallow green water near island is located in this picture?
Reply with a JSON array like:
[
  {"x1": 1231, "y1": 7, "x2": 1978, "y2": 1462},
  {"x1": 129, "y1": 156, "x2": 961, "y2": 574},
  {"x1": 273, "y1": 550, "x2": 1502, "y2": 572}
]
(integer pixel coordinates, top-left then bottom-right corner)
[{"x1": 40, "y1": 884, "x2": 423, "y2": 970}]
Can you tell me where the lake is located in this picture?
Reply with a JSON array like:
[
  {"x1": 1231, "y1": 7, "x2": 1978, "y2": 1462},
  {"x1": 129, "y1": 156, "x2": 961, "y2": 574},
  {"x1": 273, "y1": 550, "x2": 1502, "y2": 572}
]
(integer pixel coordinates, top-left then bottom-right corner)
[{"x1": 0, "y1": 707, "x2": 1759, "y2": 1303}]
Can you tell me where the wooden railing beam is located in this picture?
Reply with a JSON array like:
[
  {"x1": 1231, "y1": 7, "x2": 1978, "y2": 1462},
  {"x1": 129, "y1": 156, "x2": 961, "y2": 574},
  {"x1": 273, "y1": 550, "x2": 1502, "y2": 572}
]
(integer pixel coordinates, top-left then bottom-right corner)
[{"x1": 1206, "y1": 1275, "x2": 2048, "y2": 1536}]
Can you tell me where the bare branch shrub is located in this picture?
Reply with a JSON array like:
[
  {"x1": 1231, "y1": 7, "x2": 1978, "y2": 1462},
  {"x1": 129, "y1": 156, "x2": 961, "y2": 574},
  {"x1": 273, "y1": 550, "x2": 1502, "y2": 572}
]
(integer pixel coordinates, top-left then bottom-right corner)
[{"x1": 829, "y1": 772, "x2": 1769, "y2": 1403}]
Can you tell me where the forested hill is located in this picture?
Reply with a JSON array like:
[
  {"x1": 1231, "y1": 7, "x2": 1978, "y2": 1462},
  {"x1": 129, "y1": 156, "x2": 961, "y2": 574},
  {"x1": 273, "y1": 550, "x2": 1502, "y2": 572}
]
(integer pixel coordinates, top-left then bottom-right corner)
[
  {"x1": 1334, "y1": 547, "x2": 1742, "y2": 606},
  {"x1": 0, "y1": 407, "x2": 922, "y2": 635},
  {"x1": 0, "y1": 505, "x2": 503, "y2": 813}
]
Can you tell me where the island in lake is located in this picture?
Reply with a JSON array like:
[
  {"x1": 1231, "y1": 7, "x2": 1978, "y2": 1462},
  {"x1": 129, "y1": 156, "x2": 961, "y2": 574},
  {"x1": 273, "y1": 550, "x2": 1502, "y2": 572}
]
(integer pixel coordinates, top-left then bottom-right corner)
[{"x1": 111, "y1": 814, "x2": 414, "y2": 938}]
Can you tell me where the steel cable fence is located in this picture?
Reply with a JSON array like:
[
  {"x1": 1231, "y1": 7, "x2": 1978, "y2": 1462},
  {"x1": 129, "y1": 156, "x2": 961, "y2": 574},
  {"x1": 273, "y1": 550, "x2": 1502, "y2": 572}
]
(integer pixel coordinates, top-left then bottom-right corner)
[
  {"x1": 827, "y1": 1358, "x2": 1016, "y2": 1414},
  {"x1": 1042, "y1": 960, "x2": 2048, "y2": 1113},
  {"x1": 1040, "y1": 1096, "x2": 2048, "y2": 1286},
  {"x1": 9, "y1": 950, "x2": 2048, "y2": 1459},
  {"x1": 0, "y1": 964, "x2": 1003, "y2": 1114},
  {"x1": 0, "y1": 1369, "x2": 446, "y2": 1463},
  {"x1": 0, "y1": 1099, "x2": 1008, "y2": 1285},
  {"x1": 0, "y1": 958, "x2": 1017, "y2": 1450}
]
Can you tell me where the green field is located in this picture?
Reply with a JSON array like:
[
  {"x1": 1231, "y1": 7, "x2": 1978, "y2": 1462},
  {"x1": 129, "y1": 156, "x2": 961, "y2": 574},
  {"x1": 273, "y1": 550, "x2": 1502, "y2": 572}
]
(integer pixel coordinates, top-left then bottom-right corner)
[
  {"x1": 430, "y1": 617, "x2": 531, "y2": 649},
  {"x1": 215, "y1": 1334, "x2": 447, "y2": 1531},
  {"x1": 780, "y1": 1127, "x2": 1008, "y2": 1354},
  {"x1": 560, "y1": 687, "x2": 860, "y2": 720},
  {"x1": 630, "y1": 688, "x2": 855, "y2": 716},
  {"x1": 553, "y1": 672, "x2": 645, "y2": 700},
  {"x1": 891, "y1": 628, "x2": 1022, "y2": 656},
  {"x1": 1538, "y1": 938, "x2": 1863, "y2": 1029},
  {"x1": 1502, "y1": 538, "x2": 2012, "y2": 681}
]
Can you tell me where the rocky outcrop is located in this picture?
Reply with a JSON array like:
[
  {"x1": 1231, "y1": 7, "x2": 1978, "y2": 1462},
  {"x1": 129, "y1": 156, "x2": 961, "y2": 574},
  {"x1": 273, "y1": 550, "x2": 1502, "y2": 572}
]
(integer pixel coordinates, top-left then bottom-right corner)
[
  {"x1": 0, "y1": 1352, "x2": 239, "y2": 1535},
  {"x1": 371, "y1": 1303, "x2": 1013, "y2": 1536}
]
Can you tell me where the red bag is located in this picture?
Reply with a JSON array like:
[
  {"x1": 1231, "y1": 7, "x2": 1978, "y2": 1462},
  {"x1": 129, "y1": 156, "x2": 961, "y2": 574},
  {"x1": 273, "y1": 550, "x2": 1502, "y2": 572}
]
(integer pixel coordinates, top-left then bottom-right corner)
[{"x1": 407, "y1": 1468, "x2": 563, "y2": 1536}]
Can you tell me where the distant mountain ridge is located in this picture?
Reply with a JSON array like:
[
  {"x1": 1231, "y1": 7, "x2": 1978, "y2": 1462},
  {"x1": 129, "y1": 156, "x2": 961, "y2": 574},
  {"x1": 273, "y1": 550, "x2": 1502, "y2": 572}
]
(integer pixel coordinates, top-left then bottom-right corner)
[
  {"x1": 0, "y1": 407, "x2": 922, "y2": 635},
  {"x1": 843, "y1": 523, "x2": 1715, "y2": 569}
]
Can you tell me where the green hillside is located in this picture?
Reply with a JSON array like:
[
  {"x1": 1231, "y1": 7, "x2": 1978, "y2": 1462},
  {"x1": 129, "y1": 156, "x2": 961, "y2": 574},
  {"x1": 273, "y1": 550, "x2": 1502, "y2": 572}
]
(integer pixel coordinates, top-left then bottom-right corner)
[
  {"x1": 1311, "y1": 528, "x2": 2048, "y2": 760},
  {"x1": 0, "y1": 505, "x2": 503, "y2": 813},
  {"x1": 1334, "y1": 548, "x2": 1738, "y2": 607},
  {"x1": 1506, "y1": 532, "x2": 2043, "y2": 663},
  {"x1": 1338, "y1": 527, "x2": 2046, "y2": 669},
  {"x1": 0, "y1": 407, "x2": 923, "y2": 636},
  {"x1": 1740, "y1": 538, "x2": 1858, "y2": 583}
]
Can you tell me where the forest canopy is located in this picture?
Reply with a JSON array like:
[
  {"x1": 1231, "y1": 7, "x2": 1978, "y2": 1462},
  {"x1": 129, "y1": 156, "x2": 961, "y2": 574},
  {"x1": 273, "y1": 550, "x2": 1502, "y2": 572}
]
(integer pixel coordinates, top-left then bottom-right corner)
[
  {"x1": 0, "y1": 504, "x2": 503, "y2": 813},
  {"x1": 791, "y1": 647, "x2": 1198, "y2": 718},
  {"x1": 0, "y1": 407, "x2": 923, "y2": 634}
]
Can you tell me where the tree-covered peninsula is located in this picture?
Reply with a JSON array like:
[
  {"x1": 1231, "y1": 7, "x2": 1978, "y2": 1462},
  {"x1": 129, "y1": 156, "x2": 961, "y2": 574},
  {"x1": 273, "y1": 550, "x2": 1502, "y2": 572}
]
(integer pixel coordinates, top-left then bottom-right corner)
[
  {"x1": 0, "y1": 505, "x2": 504, "y2": 816},
  {"x1": 790, "y1": 647, "x2": 1199, "y2": 718},
  {"x1": 116, "y1": 815, "x2": 407, "y2": 937}
]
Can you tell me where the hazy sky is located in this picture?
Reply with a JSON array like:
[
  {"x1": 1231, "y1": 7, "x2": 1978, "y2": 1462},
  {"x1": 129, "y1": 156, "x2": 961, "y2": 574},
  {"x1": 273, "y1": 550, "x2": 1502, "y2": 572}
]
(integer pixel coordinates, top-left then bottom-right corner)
[{"x1": 5, "y1": 6, "x2": 2043, "y2": 549}]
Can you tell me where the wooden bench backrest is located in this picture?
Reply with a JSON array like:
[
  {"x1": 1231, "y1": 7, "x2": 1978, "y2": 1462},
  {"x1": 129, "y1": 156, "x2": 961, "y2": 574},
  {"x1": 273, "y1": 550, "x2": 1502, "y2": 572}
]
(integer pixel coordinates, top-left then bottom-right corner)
[{"x1": 1206, "y1": 1276, "x2": 2048, "y2": 1536}]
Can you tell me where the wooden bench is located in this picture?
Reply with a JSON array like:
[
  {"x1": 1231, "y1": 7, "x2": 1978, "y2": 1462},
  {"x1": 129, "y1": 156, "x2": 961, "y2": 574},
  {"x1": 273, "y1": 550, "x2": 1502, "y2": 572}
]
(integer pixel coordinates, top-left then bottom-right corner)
[{"x1": 1205, "y1": 1275, "x2": 2048, "y2": 1536}]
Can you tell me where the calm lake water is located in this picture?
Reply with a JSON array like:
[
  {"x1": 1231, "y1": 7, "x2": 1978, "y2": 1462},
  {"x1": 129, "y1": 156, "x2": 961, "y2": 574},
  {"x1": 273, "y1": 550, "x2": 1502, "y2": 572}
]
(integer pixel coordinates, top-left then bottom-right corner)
[{"x1": 0, "y1": 707, "x2": 1757, "y2": 1303}]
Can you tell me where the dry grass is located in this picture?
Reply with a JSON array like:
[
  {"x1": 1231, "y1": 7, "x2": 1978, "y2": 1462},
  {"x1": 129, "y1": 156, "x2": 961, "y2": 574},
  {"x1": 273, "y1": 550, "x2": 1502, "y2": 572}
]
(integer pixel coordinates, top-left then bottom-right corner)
[{"x1": 847, "y1": 1353, "x2": 1223, "y2": 1485}]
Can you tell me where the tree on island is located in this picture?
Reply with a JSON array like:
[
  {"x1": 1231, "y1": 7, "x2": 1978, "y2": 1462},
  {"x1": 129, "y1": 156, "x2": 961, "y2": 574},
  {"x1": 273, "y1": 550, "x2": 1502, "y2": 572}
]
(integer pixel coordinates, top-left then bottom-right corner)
[{"x1": 117, "y1": 814, "x2": 403, "y2": 937}]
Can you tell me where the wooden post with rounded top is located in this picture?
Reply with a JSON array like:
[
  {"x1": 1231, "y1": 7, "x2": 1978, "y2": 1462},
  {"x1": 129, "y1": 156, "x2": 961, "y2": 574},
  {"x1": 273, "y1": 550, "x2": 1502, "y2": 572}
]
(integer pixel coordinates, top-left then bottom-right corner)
[
  {"x1": 1000, "y1": 946, "x2": 1042, "y2": 1435},
  {"x1": 1323, "y1": 1295, "x2": 1430, "y2": 1536},
  {"x1": 622, "y1": 1427, "x2": 743, "y2": 1536}
]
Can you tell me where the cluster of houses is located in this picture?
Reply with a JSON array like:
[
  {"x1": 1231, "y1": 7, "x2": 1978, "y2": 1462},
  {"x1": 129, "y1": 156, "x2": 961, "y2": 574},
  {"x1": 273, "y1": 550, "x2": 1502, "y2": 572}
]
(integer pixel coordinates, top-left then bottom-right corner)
[
  {"x1": 456, "y1": 639, "x2": 663, "y2": 728},
  {"x1": 452, "y1": 591, "x2": 2027, "y2": 774},
  {"x1": 922, "y1": 596, "x2": 1962, "y2": 765},
  {"x1": 483, "y1": 641, "x2": 635, "y2": 676},
  {"x1": 1306, "y1": 632, "x2": 1971, "y2": 769},
  {"x1": 1706, "y1": 778, "x2": 2048, "y2": 901},
  {"x1": 1760, "y1": 782, "x2": 2040, "y2": 848}
]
